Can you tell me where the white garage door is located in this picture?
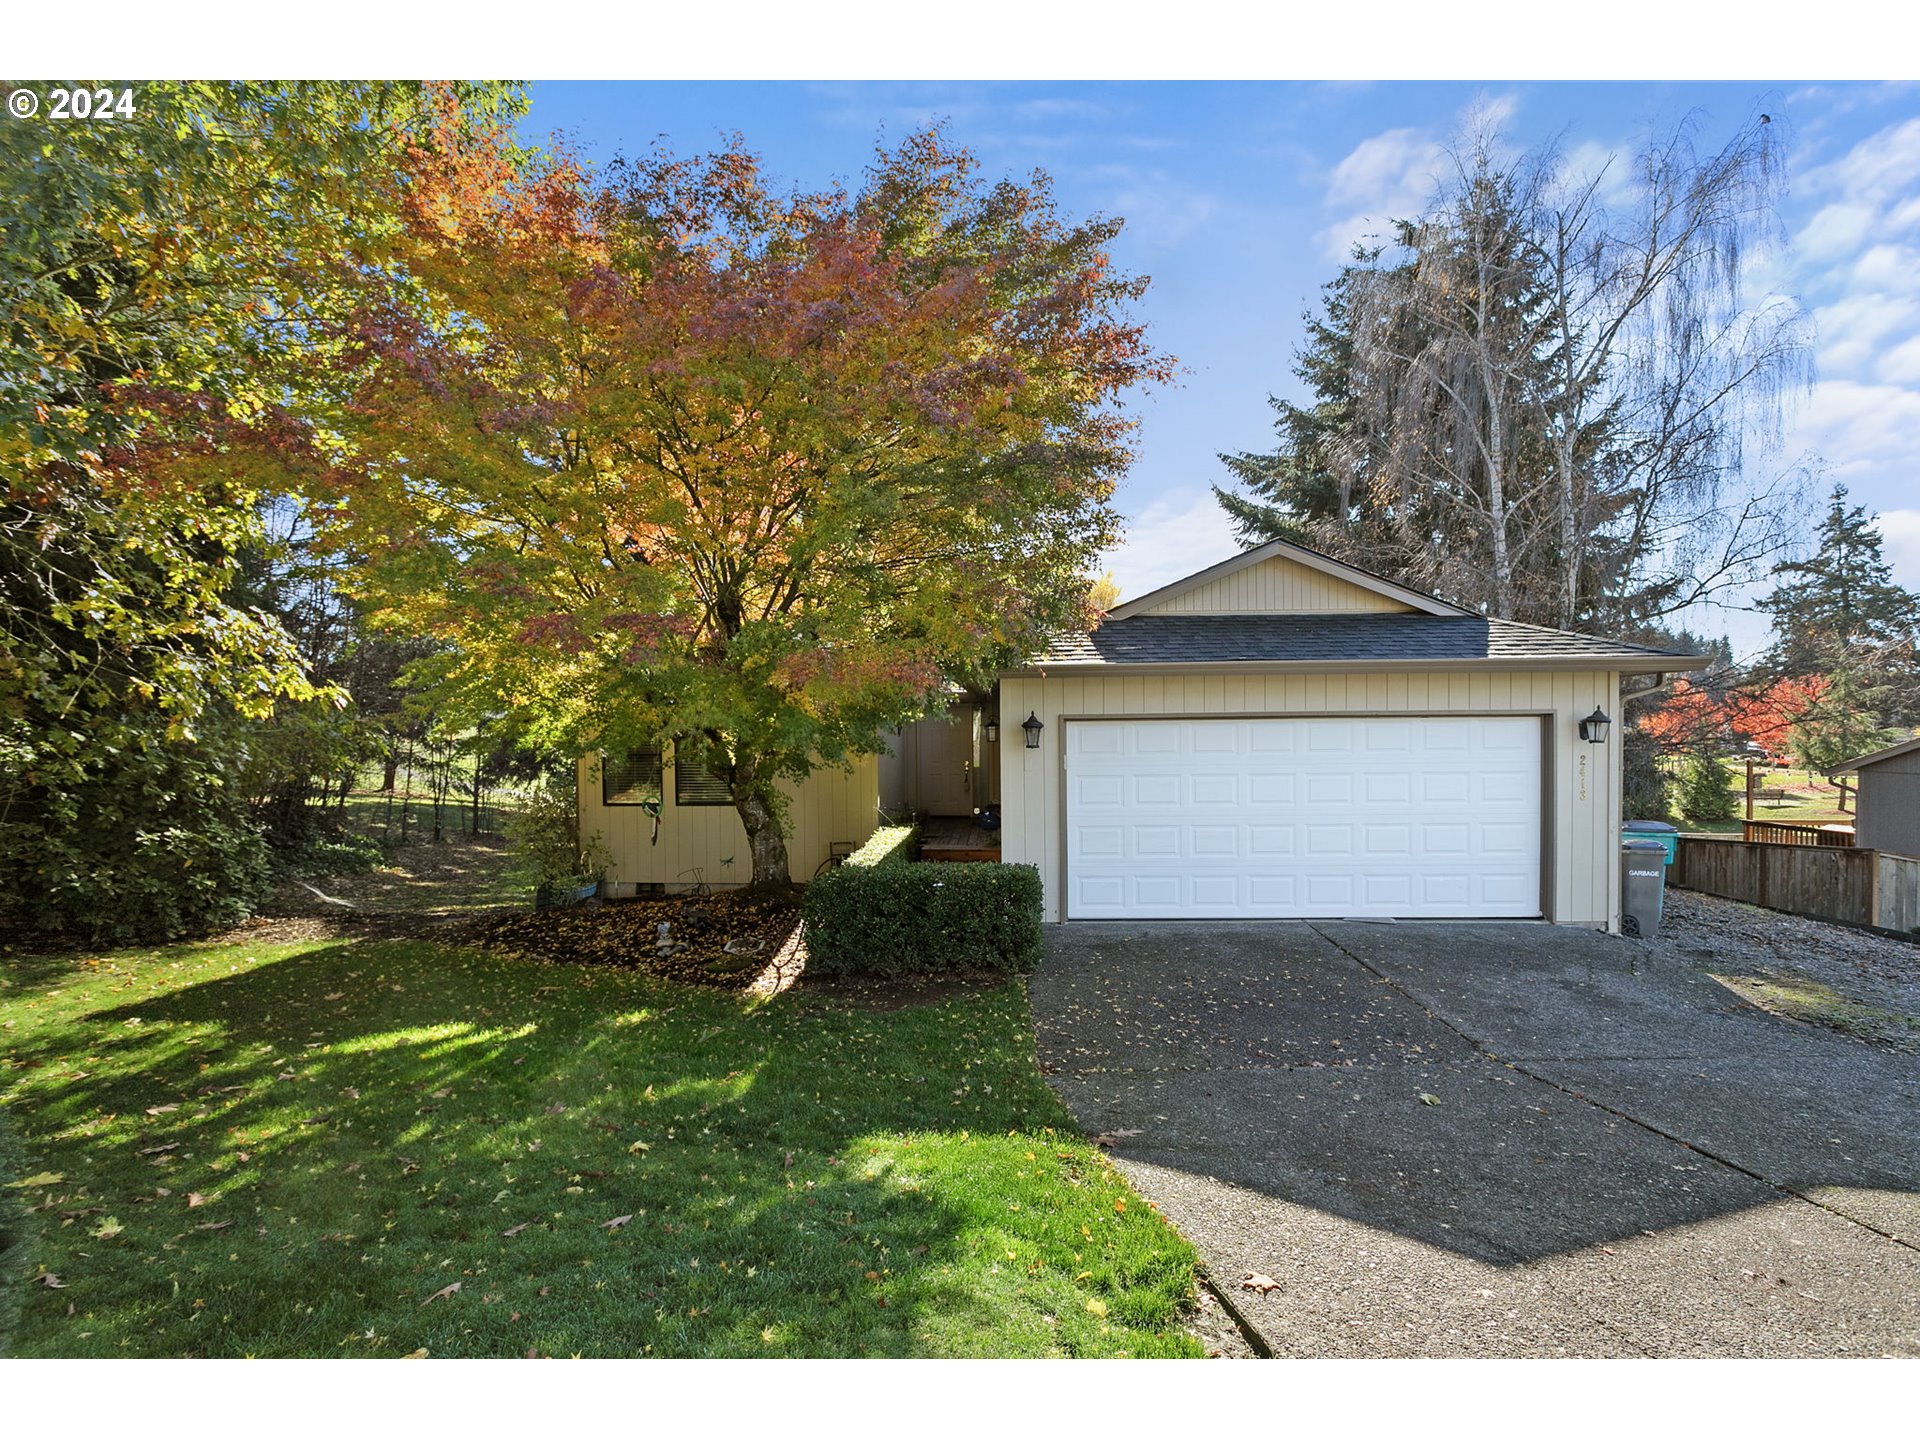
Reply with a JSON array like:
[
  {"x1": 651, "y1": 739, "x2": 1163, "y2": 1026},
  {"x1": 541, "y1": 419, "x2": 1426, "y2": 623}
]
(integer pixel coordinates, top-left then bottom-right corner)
[{"x1": 1065, "y1": 716, "x2": 1542, "y2": 920}]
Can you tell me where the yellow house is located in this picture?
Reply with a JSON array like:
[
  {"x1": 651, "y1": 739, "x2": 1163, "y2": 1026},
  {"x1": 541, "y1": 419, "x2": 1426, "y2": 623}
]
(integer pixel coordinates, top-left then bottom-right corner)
[{"x1": 578, "y1": 538, "x2": 1705, "y2": 932}]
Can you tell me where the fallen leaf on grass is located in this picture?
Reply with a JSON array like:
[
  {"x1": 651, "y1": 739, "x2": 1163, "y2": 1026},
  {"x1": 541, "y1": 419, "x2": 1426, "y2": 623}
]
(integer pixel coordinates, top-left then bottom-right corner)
[
  {"x1": 186, "y1": 1193, "x2": 208, "y2": 1208},
  {"x1": 501, "y1": 1223, "x2": 530, "y2": 1238},
  {"x1": 194, "y1": 1220, "x2": 231, "y2": 1232},
  {"x1": 90, "y1": 1217, "x2": 124, "y2": 1240},
  {"x1": 1240, "y1": 1272, "x2": 1282, "y2": 1294},
  {"x1": 403, "y1": 1348, "x2": 430, "y2": 1359},
  {"x1": 600, "y1": 1214, "x2": 633, "y2": 1231},
  {"x1": 33, "y1": 1272, "x2": 66, "y2": 1288},
  {"x1": 420, "y1": 1282, "x2": 460, "y2": 1307},
  {"x1": 145, "y1": 1105, "x2": 179, "y2": 1116},
  {"x1": 1085, "y1": 1298, "x2": 1108, "y2": 1318},
  {"x1": 7, "y1": 1172, "x2": 63, "y2": 1188},
  {"x1": 138, "y1": 1143, "x2": 179, "y2": 1157}
]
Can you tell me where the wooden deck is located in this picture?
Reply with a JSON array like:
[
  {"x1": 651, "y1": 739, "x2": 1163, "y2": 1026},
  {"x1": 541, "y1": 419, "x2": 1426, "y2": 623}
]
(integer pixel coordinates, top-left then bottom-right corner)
[{"x1": 920, "y1": 815, "x2": 1002, "y2": 863}]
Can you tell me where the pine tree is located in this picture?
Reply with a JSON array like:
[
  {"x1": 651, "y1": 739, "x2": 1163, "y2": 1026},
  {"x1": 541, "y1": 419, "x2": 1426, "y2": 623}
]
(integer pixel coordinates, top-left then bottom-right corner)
[
  {"x1": 1759, "y1": 483, "x2": 1920, "y2": 674},
  {"x1": 1674, "y1": 752, "x2": 1740, "y2": 825}
]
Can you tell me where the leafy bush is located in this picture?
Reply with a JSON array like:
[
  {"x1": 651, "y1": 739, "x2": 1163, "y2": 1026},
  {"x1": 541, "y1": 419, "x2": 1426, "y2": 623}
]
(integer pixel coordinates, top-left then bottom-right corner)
[
  {"x1": 0, "y1": 719, "x2": 273, "y2": 946},
  {"x1": 505, "y1": 783, "x2": 610, "y2": 899},
  {"x1": 803, "y1": 860, "x2": 1043, "y2": 976},
  {"x1": 1622, "y1": 725, "x2": 1673, "y2": 824},
  {"x1": 286, "y1": 834, "x2": 388, "y2": 877},
  {"x1": 843, "y1": 824, "x2": 918, "y2": 868},
  {"x1": 1675, "y1": 751, "x2": 1740, "y2": 824}
]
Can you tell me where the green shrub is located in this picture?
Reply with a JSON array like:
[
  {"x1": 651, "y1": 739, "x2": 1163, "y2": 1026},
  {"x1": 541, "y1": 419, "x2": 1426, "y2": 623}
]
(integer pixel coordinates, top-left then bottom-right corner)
[
  {"x1": 803, "y1": 861, "x2": 1043, "y2": 976},
  {"x1": 505, "y1": 783, "x2": 610, "y2": 895},
  {"x1": 287, "y1": 833, "x2": 388, "y2": 877},
  {"x1": 844, "y1": 824, "x2": 918, "y2": 868},
  {"x1": 0, "y1": 719, "x2": 273, "y2": 945},
  {"x1": 1675, "y1": 751, "x2": 1740, "y2": 824}
]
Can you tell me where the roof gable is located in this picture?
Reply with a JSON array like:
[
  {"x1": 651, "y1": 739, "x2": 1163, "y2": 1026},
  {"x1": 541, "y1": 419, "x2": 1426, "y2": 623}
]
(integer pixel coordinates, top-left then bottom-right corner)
[
  {"x1": 1840, "y1": 734, "x2": 1920, "y2": 772},
  {"x1": 1110, "y1": 538, "x2": 1468, "y2": 619}
]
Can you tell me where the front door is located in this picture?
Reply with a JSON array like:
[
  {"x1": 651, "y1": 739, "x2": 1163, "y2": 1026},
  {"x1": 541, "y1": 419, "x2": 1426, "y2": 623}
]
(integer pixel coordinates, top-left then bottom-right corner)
[{"x1": 914, "y1": 716, "x2": 976, "y2": 814}]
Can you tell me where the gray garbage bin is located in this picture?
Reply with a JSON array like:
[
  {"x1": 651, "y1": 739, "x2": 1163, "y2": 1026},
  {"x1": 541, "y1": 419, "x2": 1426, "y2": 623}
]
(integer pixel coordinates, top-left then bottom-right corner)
[{"x1": 1620, "y1": 839, "x2": 1668, "y2": 938}]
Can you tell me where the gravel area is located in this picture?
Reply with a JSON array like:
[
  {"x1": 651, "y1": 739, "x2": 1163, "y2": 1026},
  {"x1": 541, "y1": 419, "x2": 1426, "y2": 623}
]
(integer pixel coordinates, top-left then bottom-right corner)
[{"x1": 1657, "y1": 888, "x2": 1920, "y2": 1052}]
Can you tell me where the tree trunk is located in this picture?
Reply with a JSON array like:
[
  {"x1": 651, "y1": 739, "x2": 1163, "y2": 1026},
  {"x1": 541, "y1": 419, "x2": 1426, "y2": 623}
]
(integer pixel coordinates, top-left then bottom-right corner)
[
  {"x1": 380, "y1": 751, "x2": 399, "y2": 793},
  {"x1": 730, "y1": 759, "x2": 791, "y2": 890}
]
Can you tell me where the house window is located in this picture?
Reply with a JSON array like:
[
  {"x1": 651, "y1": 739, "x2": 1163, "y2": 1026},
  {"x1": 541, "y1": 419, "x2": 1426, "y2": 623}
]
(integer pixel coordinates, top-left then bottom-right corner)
[
  {"x1": 674, "y1": 752, "x2": 733, "y2": 807},
  {"x1": 601, "y1": 747, "x2": 663, "y2": 806}
]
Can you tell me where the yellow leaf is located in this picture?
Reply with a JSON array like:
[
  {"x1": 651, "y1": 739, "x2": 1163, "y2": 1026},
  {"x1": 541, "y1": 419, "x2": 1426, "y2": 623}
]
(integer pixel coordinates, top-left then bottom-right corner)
[
  {"x1": 1085, "y1": 1299, "x2": 1108, "y2": 1318},
  {"x1": 7, "y1": 1172, "x2": 63, "y2": 1188}
]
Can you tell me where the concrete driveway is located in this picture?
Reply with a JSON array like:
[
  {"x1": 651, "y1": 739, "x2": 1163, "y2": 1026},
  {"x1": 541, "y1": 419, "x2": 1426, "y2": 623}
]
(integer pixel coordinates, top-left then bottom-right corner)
[{"x1": 1032, "y1": 921, "x2": 1920, "y2": 1357}]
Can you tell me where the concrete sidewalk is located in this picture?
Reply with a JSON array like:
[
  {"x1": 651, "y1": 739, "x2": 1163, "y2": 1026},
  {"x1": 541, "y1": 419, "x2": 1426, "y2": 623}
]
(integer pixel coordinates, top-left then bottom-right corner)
[{"x1": 1032, "y1": 921, "x2": 1920, "y2": 1357}]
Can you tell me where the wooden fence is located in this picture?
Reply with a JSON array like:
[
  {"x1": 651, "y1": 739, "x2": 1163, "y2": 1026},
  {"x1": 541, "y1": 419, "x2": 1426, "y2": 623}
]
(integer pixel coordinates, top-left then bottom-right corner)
[
  {"x1": 1674, "y1": 836, "x2": 1920, "y2": 932},
  {"x1": 1740, "y1": 819, "x2": 1855, "y2": 847}
]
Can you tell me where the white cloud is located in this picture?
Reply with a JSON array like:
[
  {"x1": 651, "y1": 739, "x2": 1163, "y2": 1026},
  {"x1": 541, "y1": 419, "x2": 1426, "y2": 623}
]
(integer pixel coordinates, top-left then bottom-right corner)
[
  {"x1": 1794, "y1": 202, "x2": 1877, "y2": 263},
  {"x1": 1101, "y1": 489, "x2": 1243, "y2": 603},
  {"x1": 1878, "y1": 509, "x2": 1920, "y2": 591},
  {"x1": 1799, "y1": 378, "x2": 1920, "y2": 462},
  {"x1": 1803, "y1": 115, "x2": 1920, "y2": 207},
  {"x1": 1315, "y1": 126, "x2": 1445, "y2": 259}
]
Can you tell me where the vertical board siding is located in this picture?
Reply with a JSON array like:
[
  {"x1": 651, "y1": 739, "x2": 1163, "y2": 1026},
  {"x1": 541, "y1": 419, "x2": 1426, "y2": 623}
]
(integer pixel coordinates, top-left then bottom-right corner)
[
  {"x1": 1138, "y1": 555, "x2": 1416, "y2": 615},
  {"x1": 1877, "y1": 853, "x2": 1920, "y2": 933},
  {"x1": 999, "y1": 667, "x2": 1622, "y2": 928},
  {"x1": 581, "y1": 753, "x2": 879, "y2": 891}
]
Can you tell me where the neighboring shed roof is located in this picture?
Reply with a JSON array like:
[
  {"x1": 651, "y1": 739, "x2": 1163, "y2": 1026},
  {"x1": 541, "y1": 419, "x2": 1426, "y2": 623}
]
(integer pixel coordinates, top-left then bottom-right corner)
[
  {"x1": 1018, "y1": 613, "x2": 1708, "y2": 674},
  {"x1": 1837, "y1": 734, "x2": 1920, "y2": 772}
]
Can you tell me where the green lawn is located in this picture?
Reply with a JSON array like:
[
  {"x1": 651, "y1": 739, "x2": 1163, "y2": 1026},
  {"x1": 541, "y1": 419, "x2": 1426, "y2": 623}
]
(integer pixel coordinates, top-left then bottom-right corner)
[
  {"x1": 1674, "y1": 762, "x2": 1856, "y2": 835},
  {"x1": 0, "y1": 934, "x2": 1203, "y2": 1358}
]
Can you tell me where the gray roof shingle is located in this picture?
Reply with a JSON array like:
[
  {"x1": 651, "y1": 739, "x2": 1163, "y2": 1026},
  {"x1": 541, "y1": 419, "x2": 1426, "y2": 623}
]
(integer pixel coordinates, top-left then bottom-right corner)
[{"x1": 1025, "y1": 614, "x2": 1701, "y2": 669}]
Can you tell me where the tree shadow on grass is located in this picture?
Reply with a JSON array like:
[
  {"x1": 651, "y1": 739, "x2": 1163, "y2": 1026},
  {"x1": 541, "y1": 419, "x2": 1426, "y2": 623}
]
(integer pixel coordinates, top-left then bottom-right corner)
[{"x1": 4, "y1": 936, "x2": 1196, "y2": 1357}]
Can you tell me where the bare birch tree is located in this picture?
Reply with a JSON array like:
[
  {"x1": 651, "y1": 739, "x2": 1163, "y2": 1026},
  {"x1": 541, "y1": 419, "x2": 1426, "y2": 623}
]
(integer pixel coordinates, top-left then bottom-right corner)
[{"x1": 1224, "y1": 106, "x2": 1812, "y2": 631}]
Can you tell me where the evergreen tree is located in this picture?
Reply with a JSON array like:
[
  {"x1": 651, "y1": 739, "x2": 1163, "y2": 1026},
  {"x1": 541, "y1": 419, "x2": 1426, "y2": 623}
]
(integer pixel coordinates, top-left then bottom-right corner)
[
  {"x1": 1759, "y1": 483, "x2": 1920, "y2": 674},
  {"x1": 1674, "y1": 752, "x2": 1740, "y2": 825},
  {"x1": 1215, "y1": 109, "x2": 1806, "y2": 633}
]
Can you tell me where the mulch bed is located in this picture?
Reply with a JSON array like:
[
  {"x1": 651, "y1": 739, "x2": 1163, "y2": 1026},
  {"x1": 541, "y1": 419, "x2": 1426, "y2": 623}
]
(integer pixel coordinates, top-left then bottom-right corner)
[{"x1": 467, "y1": 890, "x2": 806, "y2": 991}]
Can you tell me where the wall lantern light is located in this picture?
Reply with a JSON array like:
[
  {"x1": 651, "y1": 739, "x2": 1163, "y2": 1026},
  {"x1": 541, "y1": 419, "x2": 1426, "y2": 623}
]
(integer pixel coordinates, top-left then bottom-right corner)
[
  {"x1": 1022, "y1": 712, "x2": 1045, "y2": 750},
  {"x1": 983, "y1": 714, "x2": 999, "y2": 745},
  {"x1": 1578, "y1": 707, "x2": 1612, "y2": 744}
]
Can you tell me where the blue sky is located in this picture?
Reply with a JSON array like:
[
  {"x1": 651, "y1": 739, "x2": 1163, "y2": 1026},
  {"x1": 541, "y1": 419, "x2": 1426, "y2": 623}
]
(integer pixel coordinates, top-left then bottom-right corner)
[{"x1": 521, "y1": 80, "x2": 1920, "y2": 656}]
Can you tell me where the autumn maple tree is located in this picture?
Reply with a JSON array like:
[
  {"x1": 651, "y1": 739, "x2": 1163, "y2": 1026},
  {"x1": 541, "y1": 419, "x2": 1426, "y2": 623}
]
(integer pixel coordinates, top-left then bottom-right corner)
[{"x1": 307, "y1": 110, "x2": 1166, "y2": 885}]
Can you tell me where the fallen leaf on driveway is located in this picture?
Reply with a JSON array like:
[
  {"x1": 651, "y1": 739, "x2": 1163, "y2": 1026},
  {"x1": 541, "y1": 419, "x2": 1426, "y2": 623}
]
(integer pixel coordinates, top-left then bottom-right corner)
[
  {"x1": 1091, "y1": 1129, "x2": 1142, "y2": 1147},
  {"x1": 1240, "y1": 1272, "x2": 1283, "y2": 1294},
  {"x1": 420, "y1": 1282, "x2": 460, "y2": 1307},
  {"x1": 600, "y1": 1214, "x2": 634, "y2": 1231},
  {"x1": 1418, "y1": 1093, "x2": 1443, "y2": 1106}
]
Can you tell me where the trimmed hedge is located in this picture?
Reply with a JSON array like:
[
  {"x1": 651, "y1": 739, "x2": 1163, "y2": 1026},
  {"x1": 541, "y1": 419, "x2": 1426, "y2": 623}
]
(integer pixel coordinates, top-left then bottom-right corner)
[
  {"x1": 803, "y1": 860, "x2": 1044, "y2": 976},
  {"x1": 844, "y1": 824, "x2": 919, "y2": 869}
]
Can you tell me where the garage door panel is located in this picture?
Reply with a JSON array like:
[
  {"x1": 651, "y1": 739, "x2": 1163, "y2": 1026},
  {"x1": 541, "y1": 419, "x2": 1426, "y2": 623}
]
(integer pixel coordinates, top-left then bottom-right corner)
[{"x1": 1065, "y1": 717, "x2": 1542, "y2": 920}]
